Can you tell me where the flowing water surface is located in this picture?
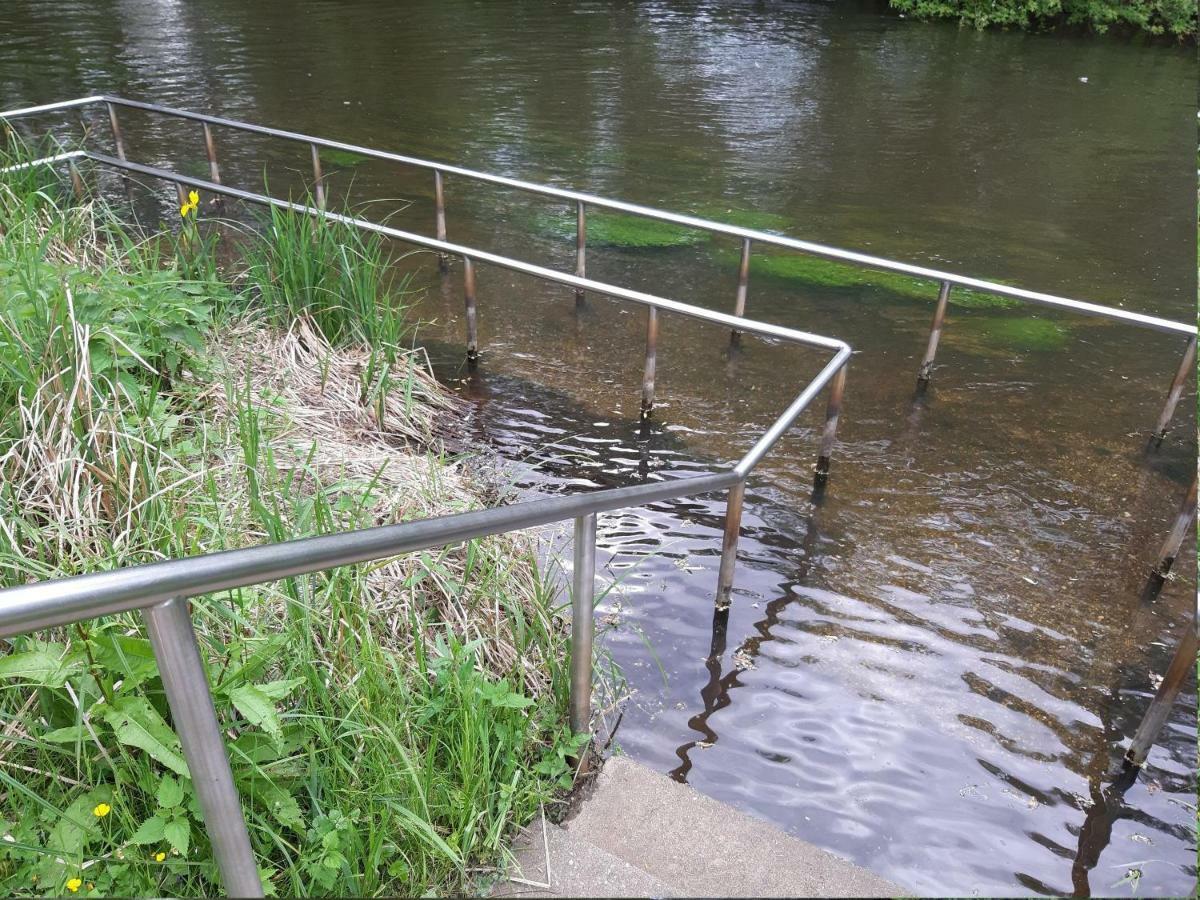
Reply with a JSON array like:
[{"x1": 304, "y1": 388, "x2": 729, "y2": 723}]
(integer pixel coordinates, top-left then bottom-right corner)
[{"x1": 1, "y1": 2, "x2": 1196, "y2": 894}]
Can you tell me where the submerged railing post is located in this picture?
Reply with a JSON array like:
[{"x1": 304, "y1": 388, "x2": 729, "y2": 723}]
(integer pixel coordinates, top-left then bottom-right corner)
[
  {"x1": 640, "y1": 307, "x2": 658, "y2": 419},
  {"x1": 105, "y1": 101, "x2": 127, "y2": 161},
  {"x1": 141, "y1": 597, "x2": 262, "y2": 898},
  {"x1": 575, "y1": 200, "x2": 586, "y2": 308},
  {"x1": 570, "y1": 513, "x2": 597, "y2": 736},
  {"x1": 1154, "y1": 477, "x2": 1197, "y2": 578},
  {"x1": 1150, "y1": 336, "x2": 1196, "y2": 447},
  {"x1": 1125, "y1": 615, "x2": 1199, "y2": 767},
  {"x1": 917, "y1": 281, "x2": 952, "y2": 386},
  {"x1": 731, "y1": 237, "x2": 751, "y2": 343},
  {"x1": 463, "y1": 256, "x2": 479, "y2": 365},
  {"x1": 716, "y1": 480, "x2": 746, "y2": 607},
  {"x1": 434, "y1": 169, "x2": 449, "y2": 273},
  {"x1": 202, "y1": 122, "x2": 221, "y2": 184},
  {"x1": 309, "y1": 143, "x2": 325, "y2": 210},
  {"x1": 815, "y1": 363, "x2": 847, "y2": 485}
]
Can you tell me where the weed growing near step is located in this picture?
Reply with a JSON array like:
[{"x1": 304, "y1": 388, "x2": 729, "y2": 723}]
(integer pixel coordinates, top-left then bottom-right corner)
[{"x1": 0, "y1": 139, "x2": 580, "y2": 897}]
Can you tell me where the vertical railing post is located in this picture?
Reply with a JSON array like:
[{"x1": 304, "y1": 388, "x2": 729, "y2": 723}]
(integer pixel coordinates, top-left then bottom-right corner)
[
  {"x1": 640, "y1": 307, "x2": 658, "y2": 419},
  {"x1": 434, "y1": 169, "x2": 449, "y2": 273},
  {"x1": 142, "y1": 597, "x2": 262, "y2": 897},
  {"x1": 1154, "y1": 477, "x2": 1197, "y2": 578},
  {"x1": 731, "y1": 237, "x2": 751, "y2": 344},
  {"x1": 68, "y1": 161, "x2": 85, "y2": 201},
  {"x1": 309, "y1": 143, "x2": 325, "y2": 210},
  {"x1": 715, "y1": 481, "x2": 746, "y2": 608},
  {"x1": 570, "y1": 513, "x2": 597, "y2": 736},
  {"x1": 105, "y1": 102, "x2": 127, "y2": 161},
  {"x1": 575, "y1": 200, "x2": 586, "y2": 308},
  {"x1": 917, "y1": 280, "x2": 952, "y2": 387},
  {"x1": 815, "y1": 364, "x2": 847, "y2": 485},
  {"x1": 463, "y1": 256, "x2": 479, "y2": 365},
  {"x1": 1125, "y1": 615, "x2": 1199, "y2": 767},
  {"x1": 202, "y1": 122, "x2": 221, "y2": 185},
  {"x1": 1150, "y1": 336, "x2": 1196, "y2": 447}
]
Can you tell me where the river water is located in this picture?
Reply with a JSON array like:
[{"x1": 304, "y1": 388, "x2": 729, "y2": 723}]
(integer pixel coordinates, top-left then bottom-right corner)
[{"x1": 1, "y1": 1, "x2": 1196, "y2": 895}]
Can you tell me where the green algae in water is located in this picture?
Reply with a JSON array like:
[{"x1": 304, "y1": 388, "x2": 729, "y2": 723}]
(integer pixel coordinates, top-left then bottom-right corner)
[
  {"x1": 321, "y1": 147, "x2": 371, "y2": 168},
  {"x1": 533, "y1": 210, "x2": 708, "y2": 248},
  {"x1": 962, "y1": 317, "x2": 1070, "y2": 352},
  {"x1": 714, "y1": 247, "x2": 1021, "y2": 310}
]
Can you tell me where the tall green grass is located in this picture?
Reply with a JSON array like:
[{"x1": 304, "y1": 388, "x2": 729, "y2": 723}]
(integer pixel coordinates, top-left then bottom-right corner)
[{"x1": 0, "y1": 158, "x2": 575, "y2": 897}]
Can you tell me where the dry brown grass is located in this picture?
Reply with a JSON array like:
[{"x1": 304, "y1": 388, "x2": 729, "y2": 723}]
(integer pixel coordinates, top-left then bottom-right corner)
[{"x1": 206, "y1": 316, "x2": 565, "y2": 696}]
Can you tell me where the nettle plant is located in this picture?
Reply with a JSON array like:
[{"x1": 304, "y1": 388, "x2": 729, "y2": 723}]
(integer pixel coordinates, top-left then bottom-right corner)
[{"x1": 0, "y1": 626, "x2": 302, "y2": 897}]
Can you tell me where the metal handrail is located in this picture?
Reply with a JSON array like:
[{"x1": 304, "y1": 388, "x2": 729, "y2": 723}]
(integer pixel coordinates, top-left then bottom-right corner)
[
  {"x1": 0, "y1": 98, "x2": 858, "y2": 895},
  {"x1": 0, "y1": 95, "x2": 1195, "y2": 896},
  {"x1": 7, "y1": 95, "x2": 1194, "y2": 443}
]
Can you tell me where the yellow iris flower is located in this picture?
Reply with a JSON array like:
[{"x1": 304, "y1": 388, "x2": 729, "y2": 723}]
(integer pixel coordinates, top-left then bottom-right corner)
[{"x1": 179, "y1": 189, "x2": 200, "y2": 217}]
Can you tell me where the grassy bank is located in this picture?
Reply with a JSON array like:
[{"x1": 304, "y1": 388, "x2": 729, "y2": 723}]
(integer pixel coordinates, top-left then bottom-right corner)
[{"x1": 0, "y1": 148, "x2": 579, "y2": 897}]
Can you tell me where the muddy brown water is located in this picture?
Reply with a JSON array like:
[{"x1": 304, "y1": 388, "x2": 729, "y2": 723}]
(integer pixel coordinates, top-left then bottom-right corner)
[{"x1": 1, "y1": 1, "x2": 1196, "y2": 894}]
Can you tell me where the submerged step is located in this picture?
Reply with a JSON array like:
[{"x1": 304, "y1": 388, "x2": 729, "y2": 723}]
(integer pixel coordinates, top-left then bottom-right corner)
[{"x1": 560, "y1": 757, "x2": 908, "y2": 898}]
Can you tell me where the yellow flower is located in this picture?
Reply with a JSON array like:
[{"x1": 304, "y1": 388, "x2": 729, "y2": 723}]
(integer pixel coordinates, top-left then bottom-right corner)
[
  {"x1": 155, "y1": 851, "x2": 166, "y2": 863},
  {"x1": 179, "y1": 189, "x2": 200, "y2": 218},
  {"x1": 92, "y1": 802, "x2": 111, "y2": 818},
  {"x1": 66, "y1": 878, "x2": 82, "y2": 893}
]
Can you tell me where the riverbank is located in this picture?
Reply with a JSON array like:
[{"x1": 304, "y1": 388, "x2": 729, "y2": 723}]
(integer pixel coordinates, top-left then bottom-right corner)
[
  {"x1": 0, "y1": 152, "x2": 577, "y2": 897},
  {"x1": 887, "y1": 0, "x2": 1196, "y2": 38}
]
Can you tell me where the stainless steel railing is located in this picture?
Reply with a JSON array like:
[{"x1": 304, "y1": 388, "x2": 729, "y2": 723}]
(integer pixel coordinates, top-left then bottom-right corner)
[
  {"x1": 7, "y1": 94, "x2": 1196, "y2": 442},
  {"x1": 0, "y1": 95, "x2": 1195, "y2": 896}
]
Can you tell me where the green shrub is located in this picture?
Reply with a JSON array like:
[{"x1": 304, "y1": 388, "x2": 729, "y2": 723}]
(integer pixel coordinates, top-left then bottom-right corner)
[{"x1": 889, "y1": 0, "x2": 1197, "y2": 36}]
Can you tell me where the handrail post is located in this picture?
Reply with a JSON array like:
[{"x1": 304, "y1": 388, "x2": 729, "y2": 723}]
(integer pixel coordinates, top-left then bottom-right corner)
[
  {"x1": 105, "y1": 101, "x2": 127, "y2": 161},
  {"x1": 463, "y1": 256, "x2": 479, "y2": 366},
  {"x1": 1150, "y1": 336, "x2": 1196, "y2": 447},
  {"x1": 917, "y1": 280, "x2": 952, "y2": 387},
  {"x1": 640, "y1": 306, "x2": 658, "y2": 419},
  {"x1": 202, "y1": 122, "x2": 221, "y2": 185},
  {"x1": 815, "y1": 363, "x2": 847, "y2": 486},
  {"x1": 1125, "y1": 615, "x2": 1199, "y2": 767},
  {"x1": 575, "y1": 200, "x2": 586, "y2": 308},
  {"x1": 68, "y1": 161, "x2": 85, "y2": 200},
  {"x1": 310, "y1": 143, "x2": 325, "y2": 210},
  {"x1": 570, "y1": 513, "x2": 597, "y2": 736},
  {"x1": 1153, "y1": 477, "x2": 1197, "y2": 578},
  {"x1": 434, "y1": 169, "x2": 449, "y2": 273},
  {"x1": 716, "y1": 480, "x2": 746, "y2": 608},
  {"x1": 731, "y1": 237, "x2": 751, "y2": 344},
  {"x1": 142, "y1": 597, "x2": 262, "y2": 897}
]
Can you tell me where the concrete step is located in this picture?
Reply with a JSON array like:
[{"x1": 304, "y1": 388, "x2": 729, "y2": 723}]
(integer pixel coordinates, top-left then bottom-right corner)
[
  {"x1": 492, "y1": 812, "x2": 675, "y2": 898},
  {"x1": 563, "y1": 756, "x2": 908, "y2": 898}
]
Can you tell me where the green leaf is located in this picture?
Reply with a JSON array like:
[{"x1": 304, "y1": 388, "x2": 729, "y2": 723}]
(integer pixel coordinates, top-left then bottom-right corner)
[
  {"x1": 0, "y1": 647, "x2": 83, "y2": 688},
  {"x1": 41, "y1": 724, "x2": 88, "y2": 743},
  {"x1": 129, "y1": 815, "x2": 166, "y2": 845},
  {"x1": 254, "y1": 678, "x2": 304, "y2": 701},
  {"x1": 157, "y1": 774, "x2": 184, "y2": 810},
  {"x1": 92, "y1": 632, "x2": 159, "y2": 691},
  {"x1": 100, "y1": 696, "x2": 190, "y2": 777},
  {"x1": 163, "y1": 817, "x2": 190, "y2": 856},
  {"x1": 228, "y1": 684, "x2": 284, "y2": 741}
]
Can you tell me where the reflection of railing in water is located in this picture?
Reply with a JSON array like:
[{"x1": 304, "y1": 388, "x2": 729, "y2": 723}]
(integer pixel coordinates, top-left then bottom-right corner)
[{"x1": 1, "y1": 96, "x2": 1196, "y2": 896}]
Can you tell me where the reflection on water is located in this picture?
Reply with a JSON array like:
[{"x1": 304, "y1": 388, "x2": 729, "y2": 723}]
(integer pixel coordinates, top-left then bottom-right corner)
[{"x1": 1, "y1": 0, "x2": 1195, "y2": 894}]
